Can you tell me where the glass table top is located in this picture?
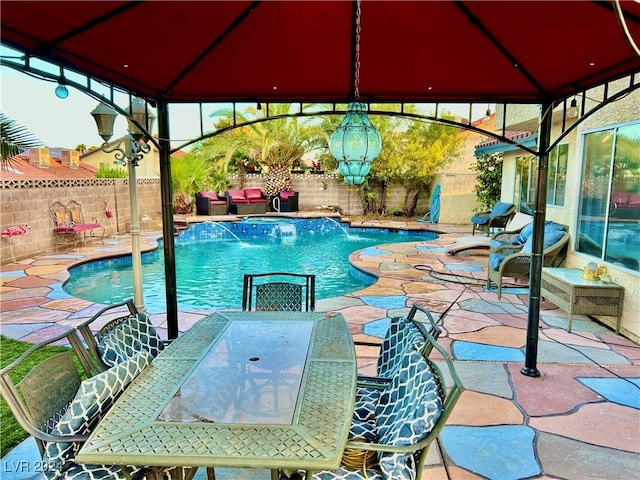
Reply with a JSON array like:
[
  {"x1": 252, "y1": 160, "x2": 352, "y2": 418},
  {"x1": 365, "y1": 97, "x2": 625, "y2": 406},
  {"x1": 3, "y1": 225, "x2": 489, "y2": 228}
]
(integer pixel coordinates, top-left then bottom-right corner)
[{"x1": 159, "y1": 320, "x2": 313, "y2": 424}]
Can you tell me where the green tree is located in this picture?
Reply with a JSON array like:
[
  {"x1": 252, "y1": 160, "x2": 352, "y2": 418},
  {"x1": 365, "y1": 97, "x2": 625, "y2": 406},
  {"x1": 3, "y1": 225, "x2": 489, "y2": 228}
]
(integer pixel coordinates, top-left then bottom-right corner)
[
  {"x1": 94, "y1": 166, "x2": 128, "y2": 178},
  {"x1": 391, "y1": 119, "x2": 463, "y2": 216},
  {"x1": 0, "y1": 113, "x2": 43, "y2": 169},
  {"x1": 471, "y1": 152, "x2": 504, "y2": 211},
  {"x1": 317, "y1": 106, "x2": 463, "y2": 216}
]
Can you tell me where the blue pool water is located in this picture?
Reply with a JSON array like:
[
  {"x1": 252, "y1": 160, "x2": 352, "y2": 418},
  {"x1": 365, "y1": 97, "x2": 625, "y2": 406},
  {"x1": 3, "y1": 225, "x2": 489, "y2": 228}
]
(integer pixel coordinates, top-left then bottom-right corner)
[{"x1": 65, "y1": 217, "x2": 436, "y2": 313}]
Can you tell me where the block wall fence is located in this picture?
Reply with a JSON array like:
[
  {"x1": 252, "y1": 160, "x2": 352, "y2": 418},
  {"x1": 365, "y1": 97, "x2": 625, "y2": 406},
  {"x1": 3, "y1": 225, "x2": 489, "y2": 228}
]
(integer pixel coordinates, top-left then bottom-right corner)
[{"x1": 0, "y1": 174, "x2": 431, "y2": 264}]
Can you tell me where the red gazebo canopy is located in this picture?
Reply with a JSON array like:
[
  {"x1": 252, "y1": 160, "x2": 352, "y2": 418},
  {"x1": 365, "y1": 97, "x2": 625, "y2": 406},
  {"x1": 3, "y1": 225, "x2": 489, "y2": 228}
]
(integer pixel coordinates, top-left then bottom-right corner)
[{"x1": 2, "y1": 1, "x2": 639, "y2": 105}]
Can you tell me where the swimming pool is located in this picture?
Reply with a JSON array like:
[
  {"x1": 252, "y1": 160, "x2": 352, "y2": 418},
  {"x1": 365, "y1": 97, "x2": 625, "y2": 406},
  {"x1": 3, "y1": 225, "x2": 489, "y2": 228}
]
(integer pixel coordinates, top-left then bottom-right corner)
[{"x1": 64, "y1": 217, "x2": 436, "y2": 313}]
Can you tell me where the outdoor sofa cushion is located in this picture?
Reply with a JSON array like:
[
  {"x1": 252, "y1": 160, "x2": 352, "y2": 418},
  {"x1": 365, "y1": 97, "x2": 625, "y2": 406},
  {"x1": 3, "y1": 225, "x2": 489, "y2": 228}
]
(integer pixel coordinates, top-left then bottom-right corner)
[
  {"x1": 280, "y1": 190, "x2": 297, "y2": 201},
  {"x1": 226, "y1": 189, "x2": 250, "y2": 204},
  {"x1": 489, "y1": 222, "x2": 567, "y2": 270},
  {"x1": 226, "y1": 188, "x2": 267, "y2": 204},
  {"x1": 520, "y1": 228, "x2": 566, "y2": 254},
  {"x1": 244, "y1": 188, "x2": 267, "y2": 203},
  {"x1": 54, "y1": 223, "x2": 101, "y2": 233}
]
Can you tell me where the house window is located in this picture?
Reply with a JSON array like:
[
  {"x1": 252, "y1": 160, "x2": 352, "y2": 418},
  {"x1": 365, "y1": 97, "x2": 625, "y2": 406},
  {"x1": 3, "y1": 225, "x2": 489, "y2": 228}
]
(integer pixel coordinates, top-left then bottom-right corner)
[
  {"x1": 547, "y1": 144, "x2": 568, "y2": 206},
  {"x1": 515, "y1": 143, "x2": 568, "y2": 213},
  {"x1": 515, "y1": 155, "x2": 536, "y2": 214},
  {"x1": 576, "y1": 122, "x2": 640, "y2": 272}
]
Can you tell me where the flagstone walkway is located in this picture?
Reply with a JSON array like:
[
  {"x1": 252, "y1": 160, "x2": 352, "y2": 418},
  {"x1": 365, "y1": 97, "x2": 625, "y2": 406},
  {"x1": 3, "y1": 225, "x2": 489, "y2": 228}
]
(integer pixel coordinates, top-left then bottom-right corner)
[{"x1": 1, "y1": 220, "x2": 638, "y2": 480}]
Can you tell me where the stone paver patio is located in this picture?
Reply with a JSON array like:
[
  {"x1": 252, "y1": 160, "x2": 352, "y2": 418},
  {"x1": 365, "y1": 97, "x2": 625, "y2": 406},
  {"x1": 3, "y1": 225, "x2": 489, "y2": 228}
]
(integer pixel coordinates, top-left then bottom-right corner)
[{"x1": 1, "y1": 217, "x2": 638, "y2": 480}]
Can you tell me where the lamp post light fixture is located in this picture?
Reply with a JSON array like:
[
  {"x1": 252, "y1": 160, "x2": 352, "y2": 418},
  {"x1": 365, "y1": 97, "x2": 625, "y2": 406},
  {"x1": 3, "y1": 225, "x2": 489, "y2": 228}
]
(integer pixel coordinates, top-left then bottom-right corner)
[{"x1": 91, "y1": 98, "x2": 156, "y2": 311}]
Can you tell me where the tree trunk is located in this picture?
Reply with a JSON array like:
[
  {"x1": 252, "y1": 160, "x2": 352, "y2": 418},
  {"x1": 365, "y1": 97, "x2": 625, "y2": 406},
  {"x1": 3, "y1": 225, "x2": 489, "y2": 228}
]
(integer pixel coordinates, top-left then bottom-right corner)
[
  {"x1": 264, "y1": 164, "x2": 293, "y2": 198},
  {"x1": 403, "y1": 189, "x2": 420, "y2": 216}
]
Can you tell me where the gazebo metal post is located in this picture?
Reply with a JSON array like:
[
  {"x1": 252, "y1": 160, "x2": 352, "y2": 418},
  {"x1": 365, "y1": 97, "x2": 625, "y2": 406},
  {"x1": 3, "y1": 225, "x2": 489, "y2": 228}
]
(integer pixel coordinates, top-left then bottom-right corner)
[
  {"x1": 156, "y1": 98, "x2": 179, "y2": 340},
  {"x1": 521, "y1": 100, "x2": 553, "y2": 377}
]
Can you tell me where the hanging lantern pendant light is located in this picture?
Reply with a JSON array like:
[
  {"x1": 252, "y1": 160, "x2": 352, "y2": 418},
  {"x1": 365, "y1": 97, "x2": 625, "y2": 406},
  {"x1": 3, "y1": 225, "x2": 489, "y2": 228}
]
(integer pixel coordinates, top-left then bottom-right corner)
[
  {"x1": 330, "y1": 102, "x2": 381, "y2": 184},
  {"x1": 329, "y1": 0, "x2": 382, "y2": 185}
]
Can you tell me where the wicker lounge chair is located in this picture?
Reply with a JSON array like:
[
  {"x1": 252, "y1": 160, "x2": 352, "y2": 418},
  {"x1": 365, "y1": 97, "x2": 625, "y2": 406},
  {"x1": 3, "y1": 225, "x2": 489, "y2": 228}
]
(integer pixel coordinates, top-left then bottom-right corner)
[{"x1": 444, "y1": 212, "x2": 533, "y2": 255}]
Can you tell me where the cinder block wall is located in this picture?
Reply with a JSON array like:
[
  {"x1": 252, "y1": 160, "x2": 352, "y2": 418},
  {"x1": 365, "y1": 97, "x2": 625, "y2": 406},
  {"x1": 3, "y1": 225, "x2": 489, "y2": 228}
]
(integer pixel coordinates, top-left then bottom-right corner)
[
  {"x1": 1, "y1": 174, "x2": 435, "y2": 264},
  {"x1": 0, "y1": 178, "x2": 162, "y2": 263}
]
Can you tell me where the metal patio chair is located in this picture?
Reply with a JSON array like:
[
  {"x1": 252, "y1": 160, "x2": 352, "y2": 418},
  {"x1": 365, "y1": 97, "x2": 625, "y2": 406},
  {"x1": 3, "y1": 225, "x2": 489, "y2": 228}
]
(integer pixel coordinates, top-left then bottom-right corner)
[
  {"x1": 77, "y1": 299, "x2": 165, "y2": 372},
  {"x1": 0, "y1": 329, "x2": 153, "y2": 480},
  {"x1": 242, "y1": 272, "x2": 316, "y2": 311},
  {"x1": 283, "y1": 330, "x2": 464, "y2": 480}
]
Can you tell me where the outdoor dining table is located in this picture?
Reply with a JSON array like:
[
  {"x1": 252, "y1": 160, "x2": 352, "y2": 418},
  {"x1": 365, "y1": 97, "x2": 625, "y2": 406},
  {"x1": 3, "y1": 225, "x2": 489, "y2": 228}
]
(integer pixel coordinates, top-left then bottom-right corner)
[{"x1": 76, "y1": 310, "x2": 357, "y2": 480}]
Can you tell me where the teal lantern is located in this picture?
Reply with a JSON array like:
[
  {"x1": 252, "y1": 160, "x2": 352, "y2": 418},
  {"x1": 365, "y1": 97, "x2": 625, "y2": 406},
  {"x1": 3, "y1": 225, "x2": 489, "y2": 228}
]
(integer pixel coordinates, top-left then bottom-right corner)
[{"x1": 329, "y1": 102, "x2": 382, "y2": 185}]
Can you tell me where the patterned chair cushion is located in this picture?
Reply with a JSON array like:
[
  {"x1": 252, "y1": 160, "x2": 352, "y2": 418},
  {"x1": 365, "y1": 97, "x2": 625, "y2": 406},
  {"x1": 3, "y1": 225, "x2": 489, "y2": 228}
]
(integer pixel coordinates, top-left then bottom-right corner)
[
  {"x1": 316, "y1": 349, "x2": 443, "y2": 480},
  {"x1": 353, "y1": 386, "x2": 381, "y2": 424},
  {"x1": 98, "y1": 314, "x2": 164, "y2": 368},
  {"x1": 376, "y1": 317, "x2": 425, "y2": 378},
  {"x1": 313, "y1": 467, "x2": 384, "y2": 480},
  {"x1": 374, "y1": 349, "x2": 443, "y2": 480},
  {"x1": 42, "y1": 351, "x2": 153, "y2": 480}
]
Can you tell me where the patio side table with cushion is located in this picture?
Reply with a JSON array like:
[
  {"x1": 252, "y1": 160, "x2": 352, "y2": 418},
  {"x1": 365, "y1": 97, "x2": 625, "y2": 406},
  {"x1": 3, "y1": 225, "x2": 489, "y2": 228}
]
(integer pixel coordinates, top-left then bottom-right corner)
[{"x1": 541, "y1": 267, "x2": 624, "y2": 333}]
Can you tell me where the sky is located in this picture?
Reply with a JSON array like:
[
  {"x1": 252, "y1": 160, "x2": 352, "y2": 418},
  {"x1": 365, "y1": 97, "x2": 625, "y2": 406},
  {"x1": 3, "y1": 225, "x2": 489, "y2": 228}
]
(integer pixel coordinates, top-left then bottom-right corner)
[{"x1": 1, "y1": 66, "x2": 493, "y2": 152}]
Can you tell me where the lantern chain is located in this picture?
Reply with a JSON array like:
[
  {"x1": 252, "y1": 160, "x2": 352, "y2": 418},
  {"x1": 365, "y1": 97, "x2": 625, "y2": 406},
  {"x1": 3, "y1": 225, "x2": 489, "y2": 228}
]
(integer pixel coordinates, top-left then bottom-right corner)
[{"x1": 354, "y1": 0, "x2": 362, "y2": 101}]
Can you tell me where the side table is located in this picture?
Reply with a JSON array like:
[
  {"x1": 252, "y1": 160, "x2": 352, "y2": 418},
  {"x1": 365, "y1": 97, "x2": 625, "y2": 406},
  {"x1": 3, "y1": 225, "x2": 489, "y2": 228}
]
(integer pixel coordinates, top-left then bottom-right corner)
[{"x1": 541, "y1": 267, "x2": 624, "y2": 333}]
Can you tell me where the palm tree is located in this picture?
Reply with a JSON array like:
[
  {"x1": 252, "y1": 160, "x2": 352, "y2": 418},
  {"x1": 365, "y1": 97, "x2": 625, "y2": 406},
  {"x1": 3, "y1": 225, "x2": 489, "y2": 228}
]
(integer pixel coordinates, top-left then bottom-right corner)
[
  {"x1": 0, "y1": 113, "x2": 43, "y2": 170},
  {"x1": 202, "y1": 104, "x2": 323, "y2": 197},
  {"x1": 170, "y1": 154, "x2": 214, "y2": 213}
]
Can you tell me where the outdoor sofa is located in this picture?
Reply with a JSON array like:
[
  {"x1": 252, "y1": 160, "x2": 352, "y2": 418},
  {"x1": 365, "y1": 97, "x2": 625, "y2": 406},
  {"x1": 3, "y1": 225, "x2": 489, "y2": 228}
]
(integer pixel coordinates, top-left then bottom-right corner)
[{"x1": 226, "y1": 188, "x2": 268, "y2": 215}]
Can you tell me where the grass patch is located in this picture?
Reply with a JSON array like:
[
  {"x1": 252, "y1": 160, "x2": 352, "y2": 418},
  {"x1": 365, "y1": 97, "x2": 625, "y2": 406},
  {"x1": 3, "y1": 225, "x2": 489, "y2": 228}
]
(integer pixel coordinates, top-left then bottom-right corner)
[{"x1": 0, "y1": 335, "x2": 72, "y2": 457}]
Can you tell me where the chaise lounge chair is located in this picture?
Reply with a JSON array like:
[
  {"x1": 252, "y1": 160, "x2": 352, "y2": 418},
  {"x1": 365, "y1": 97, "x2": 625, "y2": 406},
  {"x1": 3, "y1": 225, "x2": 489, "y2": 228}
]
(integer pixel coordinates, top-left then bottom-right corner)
[
  {"x1": 471, "y1": 201, "x2": 516, "y2": 236},
  {"x1": 444, "y1": 212, "x2": 533, "y2": 255}
]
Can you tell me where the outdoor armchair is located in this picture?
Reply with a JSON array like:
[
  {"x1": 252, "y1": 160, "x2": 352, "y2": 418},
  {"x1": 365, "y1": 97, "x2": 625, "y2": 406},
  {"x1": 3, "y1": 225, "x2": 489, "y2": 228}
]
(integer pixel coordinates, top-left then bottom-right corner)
[
  {"x1": 272, "y1": 190, "x2": 299, "y2": 212},
  {"x1": 471, "y1": 201, "x2": 516, "y2": 236},
  {"x1": 195, "y1": 191, "x2": 228, "y2": 215},
  {"x1": 242, "y1": 272, "x2": 316, "y2": 311},
  {"x1": 487, "y1": 223, "x2": 569, "y2": 299},
  {"x1": 0, "y1": 329, "x2": 152, "y2": 480},
  {"x1": 305, "y1": 330, "x2": 464, "y2": 480},
  {"x1": 77, "y1": 299, "x2": 165, "y2": 372}
]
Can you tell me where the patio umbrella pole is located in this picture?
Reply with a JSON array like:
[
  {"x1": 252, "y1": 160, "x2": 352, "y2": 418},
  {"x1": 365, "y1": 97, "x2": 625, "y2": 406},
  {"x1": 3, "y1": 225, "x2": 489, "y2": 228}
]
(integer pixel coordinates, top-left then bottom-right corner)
[{"x1": 521, "y1": 101, "x2": 553, "y2": 378}]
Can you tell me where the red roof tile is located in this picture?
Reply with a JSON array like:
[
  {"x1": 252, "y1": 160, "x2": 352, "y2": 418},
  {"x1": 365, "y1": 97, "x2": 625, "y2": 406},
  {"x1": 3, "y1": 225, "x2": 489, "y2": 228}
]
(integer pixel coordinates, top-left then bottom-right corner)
[{"x1": 0, "y1": 153, "x2": 97, "y2": 180}]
